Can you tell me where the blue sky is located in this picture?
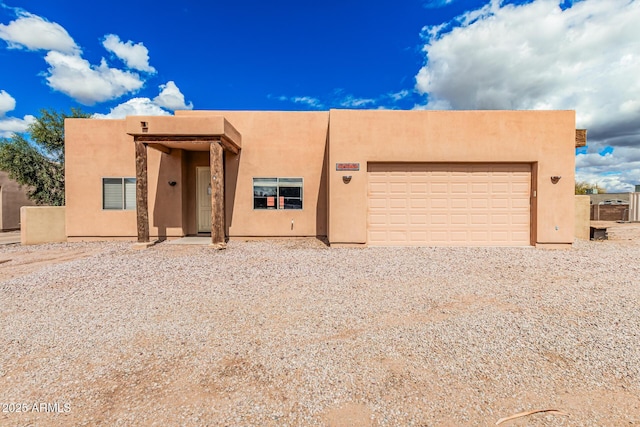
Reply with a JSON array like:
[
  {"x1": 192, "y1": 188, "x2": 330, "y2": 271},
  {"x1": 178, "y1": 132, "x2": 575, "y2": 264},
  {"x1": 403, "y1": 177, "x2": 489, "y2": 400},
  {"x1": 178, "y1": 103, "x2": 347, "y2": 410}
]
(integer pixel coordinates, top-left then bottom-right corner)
[{"x1": 1, "y1": 0, "x2": 639, "y2": 191}]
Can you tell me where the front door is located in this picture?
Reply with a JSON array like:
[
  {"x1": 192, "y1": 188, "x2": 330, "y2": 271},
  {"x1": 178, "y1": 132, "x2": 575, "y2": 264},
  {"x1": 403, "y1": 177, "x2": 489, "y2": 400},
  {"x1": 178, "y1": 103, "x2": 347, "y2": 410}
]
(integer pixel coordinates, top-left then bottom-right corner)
[{"x1": 196, "y1": 167, "x2": 212, "y2": 233}]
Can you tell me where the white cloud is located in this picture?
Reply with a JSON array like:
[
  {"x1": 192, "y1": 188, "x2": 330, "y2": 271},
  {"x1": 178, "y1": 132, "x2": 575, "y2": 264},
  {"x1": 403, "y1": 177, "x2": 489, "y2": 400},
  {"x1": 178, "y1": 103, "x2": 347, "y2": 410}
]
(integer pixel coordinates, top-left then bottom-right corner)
[
  {"x1": 0, "y1": 90, "x2": 35, "y2": 137},
  {"x1": 388, "y1": 89, "x2": 410, "y2": 102},
  {"x1": 44, "y1": 51, "x2": 145, "y2": 105},
  {"x1": 292, "y1": 96, "x2": 323, "y2": 108},
  {"x1": 93, "y1": 81, "x2": 193, "y2": 118},
  {"x1": 102, "y1": 34, "x2": 155, "y2": 73},
  {"x1": 0, "y1": 115, "x2": 36, "y2": 137},
  {"x1": 340, "y1": 95, "x2": 376, "y2": 108},
  {"x1": 153, "y1": 81, "x2": 193, "y2": 110},
  {"x1": 272, "y1": 95, "x2": 324, "y2": 108},
  {"x1": 415, "y1": 0, "x2": 640, "y2": 190},
  {"x1": 575, "y1": 147, "x2": 640, "y2": 192},
  {"x1": 0, "y1": 11, "x2": 78, "y2": 53},
  {"x1": 423, "y1": 0, "x2": 455, "y2": 9},
  {"x1": 0, "y1": 89, "x2": 16, "y2": 115},
  {"x1": 92, "y1": 97, "x2": 171, "y2": 119}
]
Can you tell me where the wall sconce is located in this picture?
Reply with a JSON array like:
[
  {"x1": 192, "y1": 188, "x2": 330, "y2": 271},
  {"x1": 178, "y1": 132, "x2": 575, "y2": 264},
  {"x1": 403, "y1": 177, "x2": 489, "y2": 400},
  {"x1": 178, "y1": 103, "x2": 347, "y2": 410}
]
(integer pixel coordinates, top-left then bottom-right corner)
[
  {"x1": 168, "y1": 180, "x2": 177, "y2": 186},
  {"x1": 551, "y1": 176, "x2": 561, "y2": 184},
  {"x1": 342, "y1": 175, "x2": 352, "y2": 184}
]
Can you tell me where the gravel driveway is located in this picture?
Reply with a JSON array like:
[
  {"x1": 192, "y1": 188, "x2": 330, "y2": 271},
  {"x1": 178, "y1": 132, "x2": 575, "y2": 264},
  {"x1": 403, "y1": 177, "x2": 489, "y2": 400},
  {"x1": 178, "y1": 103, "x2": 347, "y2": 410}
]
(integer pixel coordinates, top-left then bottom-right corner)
[{"x1": 1, "y1": 224, "x2": 640, "y2": 426}]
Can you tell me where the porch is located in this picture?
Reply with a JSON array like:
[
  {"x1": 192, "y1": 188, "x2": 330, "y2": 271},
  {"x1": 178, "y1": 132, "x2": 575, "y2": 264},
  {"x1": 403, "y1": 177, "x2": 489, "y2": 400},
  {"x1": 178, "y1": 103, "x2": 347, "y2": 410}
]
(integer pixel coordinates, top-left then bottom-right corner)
[{"x1": 126, "y1": 115, "x2": 242, "y2": 247}]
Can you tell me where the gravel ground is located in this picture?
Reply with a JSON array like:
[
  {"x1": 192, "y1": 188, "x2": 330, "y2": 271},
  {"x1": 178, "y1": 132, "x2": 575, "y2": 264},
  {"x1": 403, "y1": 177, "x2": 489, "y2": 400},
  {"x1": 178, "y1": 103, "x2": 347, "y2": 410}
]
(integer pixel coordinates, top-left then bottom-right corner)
[{"x1": 1, "y1": 224, "x2": 640, "y2": 426}]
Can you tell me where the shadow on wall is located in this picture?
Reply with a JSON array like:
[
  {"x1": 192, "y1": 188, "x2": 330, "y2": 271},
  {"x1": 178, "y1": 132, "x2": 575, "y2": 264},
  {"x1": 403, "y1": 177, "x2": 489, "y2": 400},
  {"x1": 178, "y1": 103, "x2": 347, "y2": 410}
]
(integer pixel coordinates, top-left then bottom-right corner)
[
  {"x1": 225, "y1": 149, "x2": 241, "y2": 237},
  {"x1": 153, "y1": 152, "x2": 183, "y2": 240},
  {"x1": 316, "y1": 124, "x2": 329, "y2": 239}
]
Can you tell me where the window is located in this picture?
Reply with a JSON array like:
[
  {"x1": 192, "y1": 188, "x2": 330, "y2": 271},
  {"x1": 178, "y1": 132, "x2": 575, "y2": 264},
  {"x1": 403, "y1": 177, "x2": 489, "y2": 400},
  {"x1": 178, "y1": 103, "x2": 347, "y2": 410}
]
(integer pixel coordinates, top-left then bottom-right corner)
[
  {"x1": 253, "y1": 177, "x2": 303, "y2": 210},
  {"x1": 103, "y1": 178, "x2": 136, "y2": 210}
]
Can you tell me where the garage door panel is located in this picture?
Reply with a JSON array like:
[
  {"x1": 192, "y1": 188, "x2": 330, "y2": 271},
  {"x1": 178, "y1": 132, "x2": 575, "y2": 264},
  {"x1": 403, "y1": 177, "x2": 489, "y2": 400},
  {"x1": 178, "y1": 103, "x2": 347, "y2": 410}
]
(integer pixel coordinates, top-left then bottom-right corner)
[
  {"x1": 471, "y1": 214, "x2": 489, "y2": 225},
  {"x1": 510, "y1": 197, "x2": 530, "y2": 212},
  {"x1": 492, "y1": 183, "x2": 509, "y2": 193},
  {"x1": 470, "y1": 230, "x2": 489, "y2": 242},
  {"x1": 410, "y1": 198, "x2": 427, "y2": 208},
  {"x1": 471, "y1": 198, "x2": 489, "y2": 209},
  {"x1": 450, "y1": 214, "x2": 468, "y2": 224},
  {"x1": 511, "y1": 213, "x2": 530, "y2": 226},
  {"x1": 451, "y1": 183, "x2": 468, "y2": 193},
  {"x1": 389, "y1": 231, "x2": 408, "y2": 241},
  {"x1": 410, "y1": 231, "x2": 428, "y2": 242},
  {"x1": 410, "y1": 214, "x2": 428, "y2": 224},
  {"x1": 430, "y1": 230, "x2": 448, "y2": 242},
  {"x1": 411, "y1": 183, "x2": 428, "y2": 193},
  {"x1": 368, "y1": 163, "x2": 531, "y2": 246},
  {"x1": 511, "y1": 181, "x2": 530, "y2": 191},
  {"x1": 491, "y1": 198, "x2": 509, "y2": 208},
  {"x1": 369, "y1": 182, "x2": 387, "y2": 194},
  {"x1": 431, "y1": 198, "x2": 448, "y2": 209},
  {"x1": 451, "y1": 199, "x2": 469, "y2": 209},
  {"x1": 431, "y1": 214, "x2": 448, "y2": 225},
  {"x1": 389, "y1": 198, "x2": 407, "y2": 208},
  {"x1": 450, "y1": 231, "x2": 468, "y2": 242}
]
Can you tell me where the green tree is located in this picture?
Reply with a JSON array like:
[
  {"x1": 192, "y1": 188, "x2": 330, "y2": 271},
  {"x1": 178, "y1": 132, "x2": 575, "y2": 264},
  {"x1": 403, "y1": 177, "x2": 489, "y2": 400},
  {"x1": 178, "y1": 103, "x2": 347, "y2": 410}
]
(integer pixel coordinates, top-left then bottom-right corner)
[
  {"x1": 0, "y1": 108, "x2": 90, "y2": 205},
  {"x1": 575, "y1": 180, "x2": 607, "y2": 195}
]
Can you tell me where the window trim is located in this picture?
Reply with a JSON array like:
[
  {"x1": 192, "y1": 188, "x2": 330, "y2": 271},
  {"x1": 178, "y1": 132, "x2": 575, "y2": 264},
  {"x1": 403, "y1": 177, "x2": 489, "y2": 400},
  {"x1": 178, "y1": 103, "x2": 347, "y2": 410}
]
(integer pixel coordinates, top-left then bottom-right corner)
[
  {"x1": 253, "y1": 177, "x2": 303, "y2": 210},
  {"x1": 102, "y1": 177, "x2": 136, "y2": 211}
]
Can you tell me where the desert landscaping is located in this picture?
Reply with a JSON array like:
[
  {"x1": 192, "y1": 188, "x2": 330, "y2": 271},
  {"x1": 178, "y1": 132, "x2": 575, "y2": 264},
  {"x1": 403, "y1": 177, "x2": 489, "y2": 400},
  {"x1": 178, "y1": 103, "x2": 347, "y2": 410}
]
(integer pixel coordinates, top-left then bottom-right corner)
[{"x1": 1, "y1": 222, "x2": 639, "y2": 426}]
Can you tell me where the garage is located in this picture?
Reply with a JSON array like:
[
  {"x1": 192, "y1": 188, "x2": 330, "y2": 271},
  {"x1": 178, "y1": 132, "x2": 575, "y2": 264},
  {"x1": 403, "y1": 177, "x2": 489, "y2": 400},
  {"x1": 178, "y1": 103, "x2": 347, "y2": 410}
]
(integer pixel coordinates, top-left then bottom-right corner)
[{"x1": 367, "y1": 163, "x2": 532, "y2": 246}]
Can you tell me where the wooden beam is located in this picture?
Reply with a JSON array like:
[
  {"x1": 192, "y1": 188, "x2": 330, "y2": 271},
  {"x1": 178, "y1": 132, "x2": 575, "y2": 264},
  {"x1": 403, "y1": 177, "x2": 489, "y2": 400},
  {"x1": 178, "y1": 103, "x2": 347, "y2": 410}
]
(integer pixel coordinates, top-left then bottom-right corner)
[
  {"x1": 134, "y1": 135, "x2": 240, "y2": 154},
  {"x1": 576, "y1": 129, "x2": 587, "y2": 148},
  {"x1": 220, "y1": 136, "x2": 239, "y2": 155},
  {"x1": 210, "y1": 141, "x2": 225, "y2": 245},
  {"x1": 146, "y1": 143, "x2": 171, "y2": 155},
  {"x1": 135, "y1": 136, "x2": 220, "y2": 143},
  {"x1": 135, "y1": 140, "x2": 149, "y2": 243}
]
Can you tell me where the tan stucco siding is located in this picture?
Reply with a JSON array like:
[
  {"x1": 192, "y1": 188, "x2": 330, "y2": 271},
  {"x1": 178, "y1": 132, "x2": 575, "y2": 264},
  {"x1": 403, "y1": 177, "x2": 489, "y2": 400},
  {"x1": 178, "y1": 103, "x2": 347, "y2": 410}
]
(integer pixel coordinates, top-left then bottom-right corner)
[
  {"x1": 65, "y1": 119, "x2": 185, "y2": 239},
  {"x1": 179, "y1": 111, "x2": 329, "y2": 237},
  {"x1": 66, "y1": 111, "x2": 329, "y2": 239},
  {"x1": 327, "y1": 109, "x2": 576, "y2": 245},
  {"x1": 66, "y1": 119, "x2": 136, "y2": 238}
]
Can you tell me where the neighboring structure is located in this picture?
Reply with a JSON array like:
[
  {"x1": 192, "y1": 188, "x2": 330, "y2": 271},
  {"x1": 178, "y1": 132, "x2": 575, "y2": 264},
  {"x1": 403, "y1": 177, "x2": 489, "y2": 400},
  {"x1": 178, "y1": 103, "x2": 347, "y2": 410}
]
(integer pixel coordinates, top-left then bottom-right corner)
[
  {"x1": 65, "y1": 110, "x2": 582, "y2": 247},
  {"x1": 0, "y1": 171, "x2": 36, "y2": 231},
  {"x1": 589, "y1": 193, "x2": 630, "y2": 205}
]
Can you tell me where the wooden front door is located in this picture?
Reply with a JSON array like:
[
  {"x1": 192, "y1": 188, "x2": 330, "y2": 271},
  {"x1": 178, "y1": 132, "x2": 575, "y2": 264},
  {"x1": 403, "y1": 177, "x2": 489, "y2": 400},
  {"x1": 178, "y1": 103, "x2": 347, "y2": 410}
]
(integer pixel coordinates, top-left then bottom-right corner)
[{"x1": 196, "y1": 167, "x2": 212, "y2": 233}]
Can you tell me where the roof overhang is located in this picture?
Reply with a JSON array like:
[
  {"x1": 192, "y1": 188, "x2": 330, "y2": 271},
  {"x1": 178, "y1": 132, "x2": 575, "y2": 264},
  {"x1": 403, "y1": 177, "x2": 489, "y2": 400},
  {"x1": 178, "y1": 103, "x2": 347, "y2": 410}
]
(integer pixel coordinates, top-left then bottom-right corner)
[
  {"x1": 125, "y1": 115, "x2": 241, "y2": 154},
  {"x1": 576, "y1": 129, "x2": 587, "y2": 148}
]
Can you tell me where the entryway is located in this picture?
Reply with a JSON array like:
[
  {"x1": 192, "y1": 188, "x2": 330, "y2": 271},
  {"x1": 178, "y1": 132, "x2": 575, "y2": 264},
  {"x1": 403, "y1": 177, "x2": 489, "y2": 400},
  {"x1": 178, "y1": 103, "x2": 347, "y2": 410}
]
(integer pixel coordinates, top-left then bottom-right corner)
[{"x1": 196, "y1": 167, "x2": 212, "y2": 233}]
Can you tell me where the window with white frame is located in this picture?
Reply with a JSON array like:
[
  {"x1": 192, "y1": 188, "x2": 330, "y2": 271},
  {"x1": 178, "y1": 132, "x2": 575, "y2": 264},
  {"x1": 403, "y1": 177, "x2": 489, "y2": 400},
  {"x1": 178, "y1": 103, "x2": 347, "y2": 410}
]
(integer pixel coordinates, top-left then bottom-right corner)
[
  {"x1": 253, "y1": 178, "x2": 303, "y2": 210},
  {"x1": 103, "y1": 178, "x2": 136, "y2": 210}
]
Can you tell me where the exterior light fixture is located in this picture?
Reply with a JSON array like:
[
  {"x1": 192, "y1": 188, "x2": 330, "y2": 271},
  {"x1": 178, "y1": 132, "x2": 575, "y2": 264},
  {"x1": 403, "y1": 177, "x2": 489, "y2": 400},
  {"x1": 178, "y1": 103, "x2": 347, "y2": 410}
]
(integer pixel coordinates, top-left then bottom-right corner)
[
  {"x1": 551, "y1": 176, "x2": 561, "y2": 184},
  {"x1": 342, "y1": 175, "x2": 352, "y2": 184},
  {"x1": 168, "y1": 181, "x2": 177, "y2": 186}
]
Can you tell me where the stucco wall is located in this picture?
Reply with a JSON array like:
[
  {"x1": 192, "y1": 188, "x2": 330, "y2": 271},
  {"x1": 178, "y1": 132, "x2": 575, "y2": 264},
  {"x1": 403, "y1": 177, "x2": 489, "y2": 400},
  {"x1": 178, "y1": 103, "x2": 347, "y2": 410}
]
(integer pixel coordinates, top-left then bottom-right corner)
[
  {"x1": 66, "y1": 110, "x2": 574, "y2": 245},
  {"x1": 177, "y1": 111, "x2": 329, "y2": 237},
  {"x1": 575, "y1": 195, "x2": 590, "y2": 240},
  {"x1": 327, "y1": 110, "x2": 576, "y2": 245},
  {"x1": 66, "y1": 112, "x2": 329, "y2": 240},
  {"x1": 0, "y1": 171, "x2": 36, "y2": 231},
  {"x1": 66, "y1": 119, "x2": 185, "y2": 240},
  {"x1": 20, "y1": 206, "x2": 66, "y2": 245}
]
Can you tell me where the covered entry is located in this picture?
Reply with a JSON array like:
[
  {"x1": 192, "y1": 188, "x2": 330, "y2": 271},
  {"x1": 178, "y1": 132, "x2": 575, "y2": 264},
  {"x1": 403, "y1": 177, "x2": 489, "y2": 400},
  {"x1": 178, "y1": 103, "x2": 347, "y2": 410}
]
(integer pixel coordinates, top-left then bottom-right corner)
[
  {"x1": 367, "y1": 163, "x2": 532, "y2": 246},
  {"x1": 126, "y1": 116, "x2": 241, "y2": 246}
]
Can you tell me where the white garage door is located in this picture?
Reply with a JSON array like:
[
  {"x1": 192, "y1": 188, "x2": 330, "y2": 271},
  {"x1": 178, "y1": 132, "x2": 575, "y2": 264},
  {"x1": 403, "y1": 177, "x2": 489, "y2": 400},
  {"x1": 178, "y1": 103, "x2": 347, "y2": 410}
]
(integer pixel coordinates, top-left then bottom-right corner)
[{"x1": 368, "y1": 163, "x2": 531, "y2": 246}]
